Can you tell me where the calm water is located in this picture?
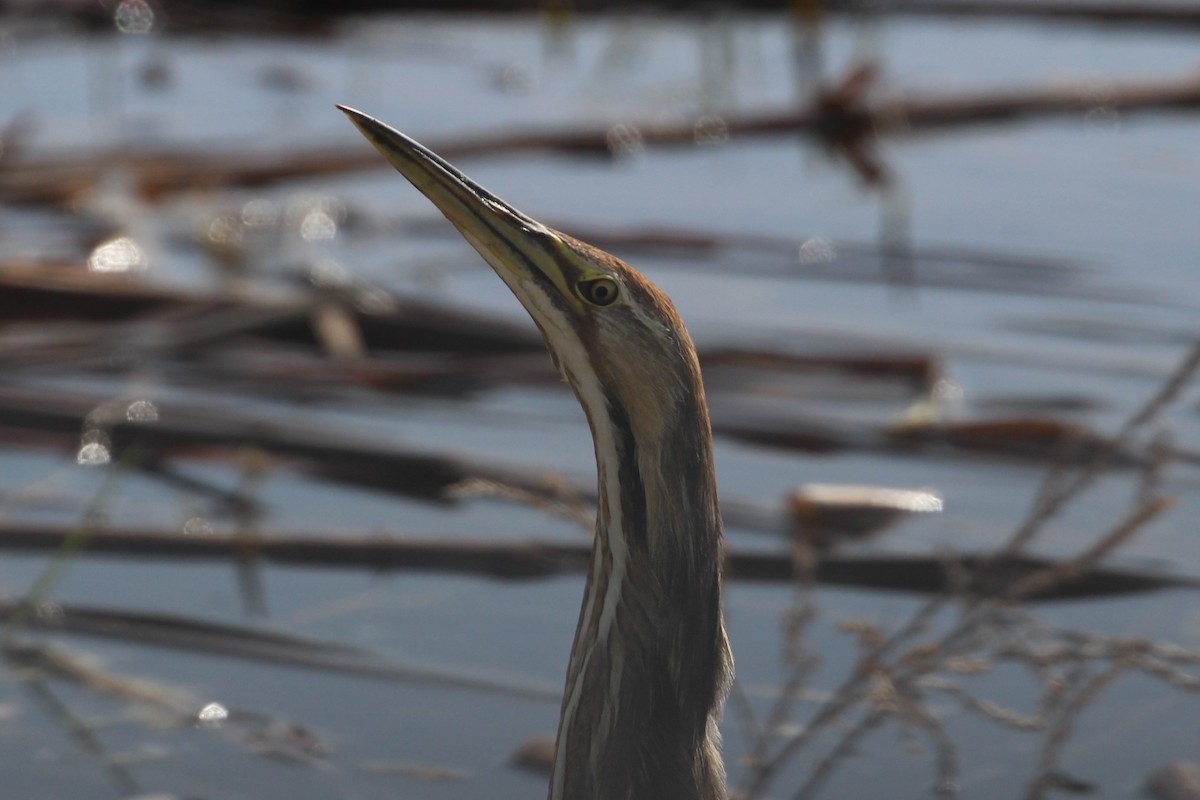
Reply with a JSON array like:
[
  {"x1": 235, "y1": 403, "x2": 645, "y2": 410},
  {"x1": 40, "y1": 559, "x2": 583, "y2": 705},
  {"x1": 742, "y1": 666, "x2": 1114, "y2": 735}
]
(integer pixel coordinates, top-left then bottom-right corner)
[{"x1": 0, "y1": 11, "x2": 1198, "y2": 800}]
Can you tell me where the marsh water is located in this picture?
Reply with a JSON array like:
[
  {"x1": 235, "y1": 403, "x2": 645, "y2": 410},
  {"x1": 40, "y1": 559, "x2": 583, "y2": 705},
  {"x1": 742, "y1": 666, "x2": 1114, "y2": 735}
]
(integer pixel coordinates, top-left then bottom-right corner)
[{"x1": 0, "y1": 10, "x2": 1198, "y2": 800}]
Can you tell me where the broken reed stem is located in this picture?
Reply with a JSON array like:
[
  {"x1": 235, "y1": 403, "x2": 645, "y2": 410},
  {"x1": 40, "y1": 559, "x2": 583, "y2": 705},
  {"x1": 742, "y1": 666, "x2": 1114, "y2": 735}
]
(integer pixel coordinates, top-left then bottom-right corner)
[
  {"x1": 18, "y1": 673, "x2": 145, "y2": 796},
  {"x1": 1008, "y1": 495, "x2": 1175, "y2": 601},
  {"x1": 731, "y1": 580, "x2": 821, "y2": 789},
  {"x1": 741, "y1": 594, "x2": 947, "y2": 798},
  {"x1": 768, "y1": 572, "x2": 822, "y2": 742},
  {"x1": 2, "y1": 443, "x2": 146, "y2": 644},
  {"x1": 1138, "y1": 427, "x2": 1173, "y2": 509},
  {"x1": 447, "y1": 476, "x2": 595, "y2": 532},
  {"x1": 792, "y1": 707, "x2": 891, "y2": 800},
  {"x1": 999, "y1": 340, "x2": 1200, "y2": 558},
  {"x1": 1023, "y1": 661, "x2": 1130, "y2": 800},
  {"x1": 4, "y1": 639, "x2": 198, "y2": 718},
  {"x1": 903, "y1": 697, "x2": 960, "y2": 800},
  {"x1": 746, "y1": 460, "x2": 1180, "y2": 800},
  {"x1": 727, "y1": 680, "x2": 765, "y2": 766},
  {"x1": 6, "y1": 70, "x2": 1200, "y2": 205},
  {"x1": 873, "y1": 0, "x2": 1200, "y2": 28},
  {"x1": 919, "y1": 676, "x2": 1043, "y2": 731}
]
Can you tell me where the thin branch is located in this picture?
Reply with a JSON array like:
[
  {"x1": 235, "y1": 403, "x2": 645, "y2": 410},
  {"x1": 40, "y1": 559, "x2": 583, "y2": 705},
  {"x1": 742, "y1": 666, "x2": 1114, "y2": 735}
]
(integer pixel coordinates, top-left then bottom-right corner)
[
  {"x1": 1023, "y1": 662, "x2": 1130, "y2": 800},
  {"x1": 999, "y1": 341, "x2": 1200, "y2": 558},
  {"x1": 1007, "y1": 495, "x2": 1175, "y2": 601},
  {"x1": 792, "y1": 708, "x2": 891, "y2": 800}
]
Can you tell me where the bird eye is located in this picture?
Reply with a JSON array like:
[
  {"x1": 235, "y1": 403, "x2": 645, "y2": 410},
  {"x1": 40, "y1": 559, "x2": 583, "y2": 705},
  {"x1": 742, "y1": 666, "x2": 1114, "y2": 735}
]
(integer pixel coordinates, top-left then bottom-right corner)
[{"x1": 578, "y1": 277, "x2": 620, "y2": 307}]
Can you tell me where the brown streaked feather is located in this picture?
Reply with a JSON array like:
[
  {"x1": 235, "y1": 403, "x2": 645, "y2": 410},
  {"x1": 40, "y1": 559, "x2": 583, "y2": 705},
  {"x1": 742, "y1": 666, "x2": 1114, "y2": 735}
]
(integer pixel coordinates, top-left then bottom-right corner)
[{"x1": 549, "y1": 241, "x2": 731, "y2": 800}]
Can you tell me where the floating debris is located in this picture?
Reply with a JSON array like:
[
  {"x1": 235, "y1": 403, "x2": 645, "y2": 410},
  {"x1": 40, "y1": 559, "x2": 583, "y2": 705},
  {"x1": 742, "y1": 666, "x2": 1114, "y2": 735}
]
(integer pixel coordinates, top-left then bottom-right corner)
[
  {"x1": 360, "y1": 761, "x2": 469, "y2": 782},
  {"x1": 509, "y1": 734, "x2": 555, "y2": 775},
  {"x1": 786, "y1": 483, "x2": 942, "y2": 549},
  {"x1": 0, "y1": 524, "x2": 1193, "y2": 601},
  {"x1": 1147, "y1": 762, "x2": 1200, "y2": 800}
]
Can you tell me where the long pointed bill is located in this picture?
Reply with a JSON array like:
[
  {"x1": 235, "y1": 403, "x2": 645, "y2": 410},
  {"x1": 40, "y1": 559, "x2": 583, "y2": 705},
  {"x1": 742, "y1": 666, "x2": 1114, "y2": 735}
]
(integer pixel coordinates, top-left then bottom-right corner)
[{"x1": 337, "y1": 105, "x2": 571, "y2": 301}]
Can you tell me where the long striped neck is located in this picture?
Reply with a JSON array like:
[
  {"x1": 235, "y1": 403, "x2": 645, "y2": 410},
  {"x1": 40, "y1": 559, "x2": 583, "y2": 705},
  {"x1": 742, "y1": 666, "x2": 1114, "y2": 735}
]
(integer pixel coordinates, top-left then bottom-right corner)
[{"x1": 548, "y1": 375, "x2": 731, "y2": 800}]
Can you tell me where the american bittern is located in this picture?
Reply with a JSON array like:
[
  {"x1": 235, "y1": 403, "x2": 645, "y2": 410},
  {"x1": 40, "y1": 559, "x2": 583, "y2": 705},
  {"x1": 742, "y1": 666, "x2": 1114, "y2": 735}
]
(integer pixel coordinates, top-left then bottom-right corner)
[{"x1": 340, "y1": 107, "x2": 732, "y2": 800}]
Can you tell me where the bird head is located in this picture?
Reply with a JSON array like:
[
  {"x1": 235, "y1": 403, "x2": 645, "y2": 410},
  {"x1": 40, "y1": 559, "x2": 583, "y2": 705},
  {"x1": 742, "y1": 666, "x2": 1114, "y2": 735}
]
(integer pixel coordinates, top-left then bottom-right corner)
[{"x1": 338, "y1": 107, "x2": 706, "y2": 446}]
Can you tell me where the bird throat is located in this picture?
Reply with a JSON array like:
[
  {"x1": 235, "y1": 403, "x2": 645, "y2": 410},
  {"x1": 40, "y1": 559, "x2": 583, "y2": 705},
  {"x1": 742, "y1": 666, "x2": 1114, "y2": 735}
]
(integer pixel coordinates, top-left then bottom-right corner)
[{"x1": 549, "y1": 387, "x2": 731, "y2": 800}]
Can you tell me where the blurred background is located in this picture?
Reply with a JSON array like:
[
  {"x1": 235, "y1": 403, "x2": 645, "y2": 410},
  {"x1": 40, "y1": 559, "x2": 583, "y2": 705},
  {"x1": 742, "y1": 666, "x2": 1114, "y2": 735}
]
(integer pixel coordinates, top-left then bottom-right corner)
[{"x1": 1, "y1": 2, "x2": 1199, "y2": 799}]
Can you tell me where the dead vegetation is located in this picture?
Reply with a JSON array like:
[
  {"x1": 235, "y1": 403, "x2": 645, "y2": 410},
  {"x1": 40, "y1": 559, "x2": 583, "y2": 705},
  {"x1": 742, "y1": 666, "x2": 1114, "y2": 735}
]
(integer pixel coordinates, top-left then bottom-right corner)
[
  {"x1": 730, "y1": 343, "x2": 1200, "y2": 800},
  {"x1": 1, "y1": 3, "x2": 1199, "y2": 798}
]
